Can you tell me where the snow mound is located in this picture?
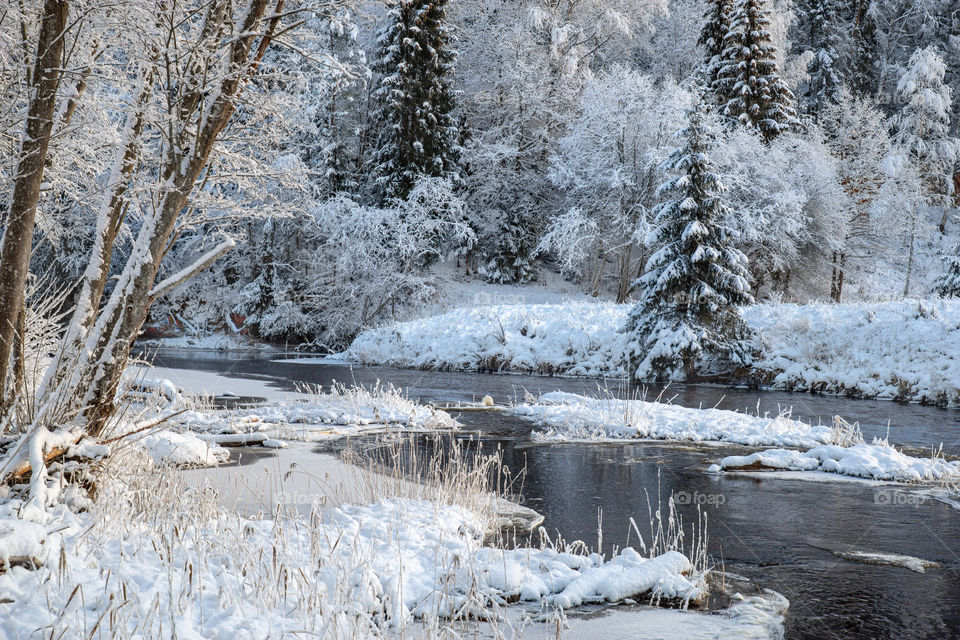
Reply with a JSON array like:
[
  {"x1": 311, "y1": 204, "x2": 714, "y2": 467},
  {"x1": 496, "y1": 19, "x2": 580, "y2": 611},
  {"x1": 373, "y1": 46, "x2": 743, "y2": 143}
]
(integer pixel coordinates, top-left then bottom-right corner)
[
  {"x1": 174, "y1": 383, "x2": 457, "y2": 442},
  {"x1": 138, "y1": 430, "x2": 230, "y2": 466},
  {"x1": 513, "y1": 392, "x2": 832, "y2": 447},
  {"x1": 745, "y1": 299, "x2": 960, "y2": 405},
  {"x1": 345, "y1": 302, "x2": 630, "y2": 376},
  {"x1": 716, "y1": 442, "x2": 960, "y2": 483}
]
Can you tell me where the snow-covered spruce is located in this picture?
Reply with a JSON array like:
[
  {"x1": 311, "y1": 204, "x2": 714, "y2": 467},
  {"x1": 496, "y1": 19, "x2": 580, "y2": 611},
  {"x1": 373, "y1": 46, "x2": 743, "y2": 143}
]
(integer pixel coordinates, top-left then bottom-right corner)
[
  {"x1": 511, "y1": 391, "x2": 831, "y2": 447},
  {"x1": 371, "y1": 0, "x2": 461, "y2": 204},
  {"x1": 624, "y1": 97, "x2": 754, "y2": 382},
  {"x1": 716, "y1": 0, "x2": 797, "y2": 140}
]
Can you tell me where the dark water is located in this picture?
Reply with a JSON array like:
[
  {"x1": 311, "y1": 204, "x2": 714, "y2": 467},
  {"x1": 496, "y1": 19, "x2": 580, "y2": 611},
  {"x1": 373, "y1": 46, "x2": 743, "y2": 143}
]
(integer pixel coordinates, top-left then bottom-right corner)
[{"x1": 154, "y1": 351, "x2": 960, "y2": 640}]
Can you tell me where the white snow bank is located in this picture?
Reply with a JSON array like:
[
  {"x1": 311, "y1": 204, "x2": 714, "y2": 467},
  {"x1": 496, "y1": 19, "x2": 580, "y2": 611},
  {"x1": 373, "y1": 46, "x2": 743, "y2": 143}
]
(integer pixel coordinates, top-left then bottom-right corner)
[
  {"x1": 137, "y1": 430, "x2": 230, "y2": 466},
  {"x1": 744, "y1": 299, "x2": 960, "y2": 404},
  {"x1": 139, "y1": 332, "x2": 275, "y2": 352},
  {"x1": 713, "y1": 441, "x2": 960, "y2": 483},
  {"x1": 0, "y1": 493, "x2": 719, "y2": 638},
  {"x1": 345, "y1": 302, "x2": 630, "y2": 376},
  {"x1": 173, "y1": 382, "x2": 457, "y2": 442},
  {"x1": 343, "y1": 299, "x2": 960, "y2": 404},
  {"x1": 512, "y1": 392, "x2": 832, "y2": 448}
]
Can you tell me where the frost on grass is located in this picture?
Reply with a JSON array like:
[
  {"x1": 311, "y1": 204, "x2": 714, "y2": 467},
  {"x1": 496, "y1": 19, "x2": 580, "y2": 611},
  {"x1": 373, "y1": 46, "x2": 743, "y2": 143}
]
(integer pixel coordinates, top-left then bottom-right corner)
[{"x1": 512, "y1": 391, "x2": 831, "y2": 448}]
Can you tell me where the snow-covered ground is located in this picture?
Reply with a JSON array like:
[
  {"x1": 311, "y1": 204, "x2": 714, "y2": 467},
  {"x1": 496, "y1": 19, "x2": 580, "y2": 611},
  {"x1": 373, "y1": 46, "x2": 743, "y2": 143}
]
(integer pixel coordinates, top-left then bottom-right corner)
[
  {"x1": 341, "y1": 298, "x2": 960, "y2": 405},
  {"x1": 0, "y1": 488, "x2": 720, "y2": 638},
  {"x1": 172, "y1": 381, "x2": 458, "y2": 444},
  {"x1": 509, "y1": 391, "x2": 960, "y2": 485},
  {"x1": 744, "y1": 299, "x2": 960, "y2": 404},
  {"x1": 345, "y1": 301, "x2": 628, "y2": 376},
  {"x1": 139, "y1": 332, "x2": 277, "y2": 352}
]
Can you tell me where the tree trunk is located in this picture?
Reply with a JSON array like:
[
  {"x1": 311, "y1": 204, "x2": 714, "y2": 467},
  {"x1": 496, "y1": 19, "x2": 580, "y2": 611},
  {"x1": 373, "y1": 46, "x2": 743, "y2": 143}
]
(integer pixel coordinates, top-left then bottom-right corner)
[
  {"x1": 79, "y1": 0, "x2": 274, "y2": 436},
  {"x1": 903, "y1": 203, "x2": 917, "y2": 297},
  {"x1": 0, "y1": 0, "x2": 69, "y2": 397}
]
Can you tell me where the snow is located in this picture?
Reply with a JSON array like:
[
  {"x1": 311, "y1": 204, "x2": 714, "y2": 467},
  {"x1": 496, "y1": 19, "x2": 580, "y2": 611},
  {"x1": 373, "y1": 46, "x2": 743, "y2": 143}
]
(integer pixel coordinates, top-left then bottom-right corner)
[
  {"x1": 715, "y1": 441, "x2": 960, "y2": 483},
  {"x1": 743, "y1": 299, "x2": 960, "y2": 405},
  {"x1": 344, "y1": 302, "x2": 630, "y2": 376},
  {"x1": 511, "y1": 391, "x2": 832, "y2": 447},
  {"x1": 139, "y1": 333, "x2": 277, "y2": 352},
  {"x1": 0, "y1": 491, "x2": 718, "y2": 639},
  {"x1": 343, "y1": 298, "x2": 960, "y2": 405},
  {"x1": 170, "y1": 382, "x2": 458, "y2": 443},
  {"x1": 828, "y1": 549, "x2": 939, "y2": 573},
  {"x1": 137, "y1": 429, "x2": 231, "y2": 466}
]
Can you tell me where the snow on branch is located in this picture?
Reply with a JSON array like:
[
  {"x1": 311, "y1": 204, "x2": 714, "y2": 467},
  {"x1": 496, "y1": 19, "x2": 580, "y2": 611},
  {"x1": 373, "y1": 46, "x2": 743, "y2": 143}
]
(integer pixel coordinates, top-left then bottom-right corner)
[{"x1": 150, "y1": 238, "x2": 236, "y2": 301}]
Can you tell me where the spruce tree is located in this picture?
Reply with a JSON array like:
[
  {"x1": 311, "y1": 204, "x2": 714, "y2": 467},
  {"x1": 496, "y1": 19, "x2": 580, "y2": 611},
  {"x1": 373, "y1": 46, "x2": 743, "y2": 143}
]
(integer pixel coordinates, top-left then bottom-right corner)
[
  {"x1": 803, "y1": 0, "x2": 845, "y2": 118},
  {"x1": 699, "y1": 0, "x2": 731, "y2": 104},
  {"x1": 623, "y1": 99, "x2": 754, "y2": 381},
  {"x1": 936, "y1": 242, "x2": 960, "y2": 297},
  {"x1": 697, "y1": 0, "x2": 733, "y2": 104},
  {"x1": 892, "y1": 46, "x2": 958, "y2": 231},
  {"x1": 479, "y1": 207, "x2": 539, "y2": 284},
  {"x1": 717, "y1": 0, "x2": 798, "y2": 140},
  {"x1": 371, "y1": 0, "x2": 461, "y2": 203}
]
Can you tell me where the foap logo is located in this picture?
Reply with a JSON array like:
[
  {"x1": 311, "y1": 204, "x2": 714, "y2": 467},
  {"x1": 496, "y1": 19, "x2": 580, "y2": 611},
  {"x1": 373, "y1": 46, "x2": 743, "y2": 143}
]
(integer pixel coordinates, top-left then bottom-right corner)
[
  {"x1": 674, "y1": 491, "x2": 726, "y2": 507},
  {"x1": 873, "y1": 489, "x2": 929, "y2": 507},
  {"x1": 473, "y1": 292, "x2": 526, "y2": 306},
  {"x1": 672, "y1": 291, "x2": 709, "y2": 307}
]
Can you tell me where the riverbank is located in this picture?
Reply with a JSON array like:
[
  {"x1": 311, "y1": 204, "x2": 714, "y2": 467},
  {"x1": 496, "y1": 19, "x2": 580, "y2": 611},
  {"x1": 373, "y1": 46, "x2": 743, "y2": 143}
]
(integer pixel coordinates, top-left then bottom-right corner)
[{"x1": 339, "y1": 298, "x2": 960, "y2": 406}]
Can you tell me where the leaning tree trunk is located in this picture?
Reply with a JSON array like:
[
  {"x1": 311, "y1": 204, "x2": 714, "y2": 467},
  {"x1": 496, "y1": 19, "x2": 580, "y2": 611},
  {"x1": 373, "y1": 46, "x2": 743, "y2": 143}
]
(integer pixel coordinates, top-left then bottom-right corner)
[
  {"x1": 77, "y1": 0, "x2": 279, "y2": 436},
  {"x1": 0, "y1": 0, "x2": 68, "y2": 401}
]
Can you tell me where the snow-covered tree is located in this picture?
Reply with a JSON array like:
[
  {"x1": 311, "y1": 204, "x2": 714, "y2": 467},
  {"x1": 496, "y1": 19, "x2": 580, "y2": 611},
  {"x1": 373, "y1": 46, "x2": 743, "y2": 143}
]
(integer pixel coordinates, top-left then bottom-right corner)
[
  {"x1": 543, "y1": 69, "x2": 689, "y2": 300},
  {"x1": 624, "y1": 99, "x2": 754, "y2": 381},
  {"x1": 715, "y1": 126, "x2": 847, "y2": 298},
  {"x1": 699, "y1": 0, "x2": 731, "y2": 104},
  {"x1": 820, "y1": 88, "x2": 891, "y2": 300},
  {"x1": 936, "y1": 239, "x2": 960, "y2": 297},
  {"x1": 891, "y1": 46, "x2": 958, "y2": 232},
  {"x1": 802, "y1": 0, "x2": 845, "y2": 118},
  {"x1": 717, "y1": 0, "x2": 798, "y2": 140},
  {"x1": 371, "y1": 0, "x2": 461, "y2": 203}
]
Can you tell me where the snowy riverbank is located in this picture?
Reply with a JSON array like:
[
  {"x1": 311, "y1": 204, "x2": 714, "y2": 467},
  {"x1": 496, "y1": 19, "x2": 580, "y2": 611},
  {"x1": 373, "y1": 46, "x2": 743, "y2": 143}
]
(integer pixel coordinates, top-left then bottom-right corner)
[{"x1": 341, "y1": 299, "x2": 960, "y2": 405}]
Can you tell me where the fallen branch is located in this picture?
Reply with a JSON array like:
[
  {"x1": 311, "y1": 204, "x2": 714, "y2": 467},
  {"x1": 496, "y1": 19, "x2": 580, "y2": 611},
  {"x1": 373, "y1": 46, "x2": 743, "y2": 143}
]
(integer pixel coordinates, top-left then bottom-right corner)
[{"x1": 100, "y1": 409, "x2": 187, "y2": 445}]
